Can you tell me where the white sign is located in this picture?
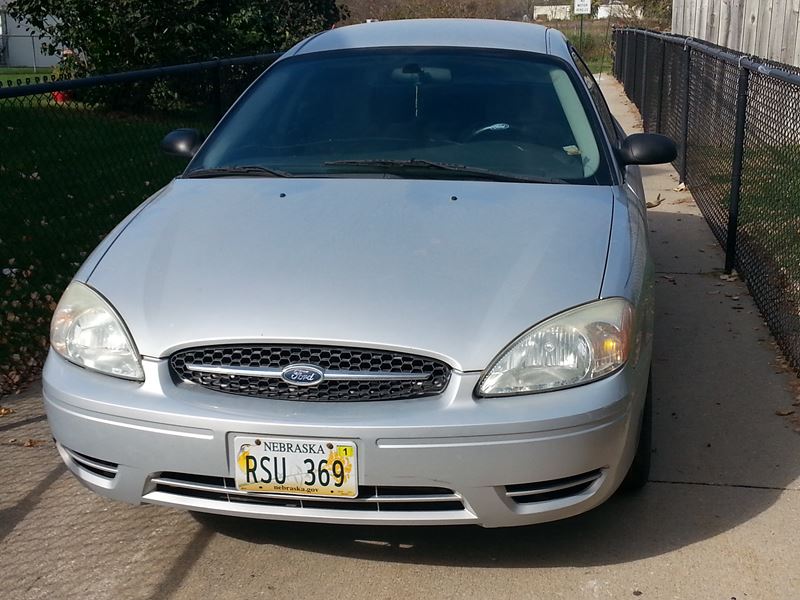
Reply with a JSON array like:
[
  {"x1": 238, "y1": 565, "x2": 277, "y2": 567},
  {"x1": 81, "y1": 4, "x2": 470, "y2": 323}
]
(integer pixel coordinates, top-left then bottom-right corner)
[{"x1": 574, "y1": 0, "x2": 592, "y2": 15}]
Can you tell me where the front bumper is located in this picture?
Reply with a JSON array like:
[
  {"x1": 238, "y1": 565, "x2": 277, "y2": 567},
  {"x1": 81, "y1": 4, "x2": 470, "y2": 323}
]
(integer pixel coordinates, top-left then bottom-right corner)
[{"x1": 43, "y1": 351, "x2": 647, "y2": 528}]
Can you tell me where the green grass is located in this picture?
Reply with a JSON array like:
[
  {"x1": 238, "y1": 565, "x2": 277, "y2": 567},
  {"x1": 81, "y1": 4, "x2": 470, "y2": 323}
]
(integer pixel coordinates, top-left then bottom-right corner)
[
  {"x1": 545, "y1": 19, "x2": 614, "y2": 75},
  {"x1": 0, "y1": 67, "x2": 53, "y2": 74},
  {"x1": 0, "y1": 67, "x2": 55, "y2": 87},
  {"x1": 736, "y1": 145, "x2": 800, "y2": 370},
  {"x1": 739, "y1": 146, "x2": 800, "y2": 275},
  {"x1": 0, "y1": 99, "x2": 211, "y2": 392},
  {"x1": 585, "y1": 58, "x2": 611, "y2": 75},
  {"x1": 686, "y1": 141, "x2": 800, "y2": 356}
]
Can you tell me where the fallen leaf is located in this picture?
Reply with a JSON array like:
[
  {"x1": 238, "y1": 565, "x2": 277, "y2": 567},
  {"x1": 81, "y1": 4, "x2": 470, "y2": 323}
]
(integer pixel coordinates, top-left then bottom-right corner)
[
  {"x1": 775, "y1": 409, "x2": 795, "y2": 417},
  {"x1": 646, "y1": 193, "x2": 664, "y2": 209},
  {"x1": 0, "y1": 406, "x2": 14, "y2": 417},
  {"x1": 23, "y1": 438, "x2": 47, "y2": 448}
]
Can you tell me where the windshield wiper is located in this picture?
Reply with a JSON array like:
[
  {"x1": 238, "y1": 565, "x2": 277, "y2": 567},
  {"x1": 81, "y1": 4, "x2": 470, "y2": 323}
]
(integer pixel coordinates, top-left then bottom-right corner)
[
  {"x1": 184, "y1": 165, "x2": 293, "y2": 179},
  {"x1": 323, "y1": 159, "x2": 566, "y2": 184}
]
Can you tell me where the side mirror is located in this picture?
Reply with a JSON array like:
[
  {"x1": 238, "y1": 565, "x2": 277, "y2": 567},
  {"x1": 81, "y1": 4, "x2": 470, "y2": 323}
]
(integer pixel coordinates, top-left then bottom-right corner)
[
  {"x1": 160, "y1": 128, "x2": 204, "y2": 158},
  {"x1": 617, "y1": 133, "x2": 677, "y2": 166}
]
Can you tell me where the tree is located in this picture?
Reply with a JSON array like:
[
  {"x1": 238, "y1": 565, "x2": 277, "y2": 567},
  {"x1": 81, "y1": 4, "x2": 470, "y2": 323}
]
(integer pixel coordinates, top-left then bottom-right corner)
[
  {"x1": 7, "y1": 0, "x2": 348, "y2": 77},
  {"x1": 625, "y1": 0, "x2": 671, "y2": 22},
  {"x1": 343, "y1": 0, "x2": 515, "y2": 22}
]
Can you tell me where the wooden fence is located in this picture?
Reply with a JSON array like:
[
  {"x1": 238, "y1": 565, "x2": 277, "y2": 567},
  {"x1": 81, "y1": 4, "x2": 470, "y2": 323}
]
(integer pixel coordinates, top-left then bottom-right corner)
[{"x1": 671, "y1": 0, "x2": 800, "y2": 66}]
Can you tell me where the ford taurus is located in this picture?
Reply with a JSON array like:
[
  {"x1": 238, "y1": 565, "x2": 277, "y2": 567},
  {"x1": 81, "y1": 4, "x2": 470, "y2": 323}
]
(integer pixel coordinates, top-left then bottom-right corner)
[{"x1": 44, "y1": 19, "x2": 676, "y2": 527}]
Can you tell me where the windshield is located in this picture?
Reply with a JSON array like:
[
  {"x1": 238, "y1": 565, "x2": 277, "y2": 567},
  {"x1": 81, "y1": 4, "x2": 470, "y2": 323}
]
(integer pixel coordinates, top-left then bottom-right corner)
[{"x1": 188, "y1": 48, "x2": 612, "y2": 184}]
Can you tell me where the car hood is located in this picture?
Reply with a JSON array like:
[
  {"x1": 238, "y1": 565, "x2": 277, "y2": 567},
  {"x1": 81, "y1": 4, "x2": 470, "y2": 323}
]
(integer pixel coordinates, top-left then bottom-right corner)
[{"x1": 87, "y1": 178, "x2": 613, "y2": 371}]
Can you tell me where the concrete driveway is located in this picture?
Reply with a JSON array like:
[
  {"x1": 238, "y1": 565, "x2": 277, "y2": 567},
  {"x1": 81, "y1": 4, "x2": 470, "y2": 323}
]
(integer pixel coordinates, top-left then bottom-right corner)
[{"x1": 1, "y1": 76, "x2": 799, "y2": 600}]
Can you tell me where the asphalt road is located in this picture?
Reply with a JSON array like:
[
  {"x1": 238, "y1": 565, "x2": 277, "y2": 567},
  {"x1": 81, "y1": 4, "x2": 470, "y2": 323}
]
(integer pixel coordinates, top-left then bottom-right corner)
[{"x1": 1, "y1": 76, "x2": 799, "y2": 600}]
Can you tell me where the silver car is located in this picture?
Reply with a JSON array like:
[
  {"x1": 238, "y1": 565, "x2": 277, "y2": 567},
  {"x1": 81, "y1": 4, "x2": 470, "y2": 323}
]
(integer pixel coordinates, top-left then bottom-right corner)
[{"x1": 44, "y1": 19, "x2": 676, "y2": 528}]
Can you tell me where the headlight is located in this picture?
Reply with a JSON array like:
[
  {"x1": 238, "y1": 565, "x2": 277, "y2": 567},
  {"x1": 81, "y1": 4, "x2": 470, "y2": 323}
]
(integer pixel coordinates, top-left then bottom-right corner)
[
  {"x1": 50, "y1": 281, "x2": 144, "y2": 381},
  {"x1": 477, "y1": 297, "x2": 633, "y2": 396}
]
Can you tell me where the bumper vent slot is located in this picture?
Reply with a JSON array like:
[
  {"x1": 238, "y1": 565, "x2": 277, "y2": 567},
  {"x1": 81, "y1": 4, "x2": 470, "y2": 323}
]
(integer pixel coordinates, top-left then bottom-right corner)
[
  {"x1": 505, "y1": 469, "x2": 604, "y2": 504},
  {"x1": 151, "y1": 472, "x2": 464, "y2": 512},
  {"x1": 169, "y1": 344, "x2": 451, "y2": 402},
  {"x1": 61, "y1": 445, "x2": 119, "y2": 480}
]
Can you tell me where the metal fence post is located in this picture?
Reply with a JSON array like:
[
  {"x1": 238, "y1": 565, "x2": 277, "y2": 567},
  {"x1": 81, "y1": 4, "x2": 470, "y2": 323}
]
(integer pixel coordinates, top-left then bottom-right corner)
[
  {"x1": 30, "y1": 35, "x2": 39, "y2": 73},
  {"x1": 640, "y1": 34, "x2": 648, "y2": 110},
  {"x1": 627, "y1": 30, "x2": 633, "y2": 85},
  {"x1": 629, "y1": 30, "x2": 636, "y2": 89},
  {"x1": 622, "y1": 31, "x2": 629, "y2": 86},
  {"x1": 724, "y1": 63, "x2": 750, "y2": 274},
  {"x1": 212, "y1": 58, "x2": 223, "y2": 121},
  {"x1": 632, "y1": 31, "x2": 640, "y2": 100},
  {"x1": 680, "y1": 44, "x2": 692, "y2": 183},
  {"x1": 654, "y1": 38, "x2": 666, "y2": 133}
]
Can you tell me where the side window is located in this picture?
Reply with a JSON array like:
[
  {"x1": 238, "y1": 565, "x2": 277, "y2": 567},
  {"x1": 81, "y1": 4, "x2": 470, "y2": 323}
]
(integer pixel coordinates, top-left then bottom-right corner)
[{"x1": 570, "y1": 49, "x2": 620, "y2": 146}]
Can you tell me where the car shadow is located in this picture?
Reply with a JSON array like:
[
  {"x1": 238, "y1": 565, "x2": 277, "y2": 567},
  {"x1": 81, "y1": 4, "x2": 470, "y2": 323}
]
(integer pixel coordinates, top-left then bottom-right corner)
[{"x1": 194, "y1": 209, "x2": 799, "y2": 568}]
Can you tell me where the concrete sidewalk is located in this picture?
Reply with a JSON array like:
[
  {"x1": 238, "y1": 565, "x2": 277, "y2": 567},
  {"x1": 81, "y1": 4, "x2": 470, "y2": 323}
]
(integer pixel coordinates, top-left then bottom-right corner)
[{"x1": 1, "y1": 75, "x2": 799, "y2": 600}]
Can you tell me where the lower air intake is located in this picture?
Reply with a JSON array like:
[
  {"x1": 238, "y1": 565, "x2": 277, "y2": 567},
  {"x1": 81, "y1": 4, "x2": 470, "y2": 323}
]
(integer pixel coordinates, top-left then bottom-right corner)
[
  {"x1": 150, "y1": 472, "x2": 465, "y2": 512},
  {"x1": 505, "y1": 469, "x2": 604, "y2": 504}
]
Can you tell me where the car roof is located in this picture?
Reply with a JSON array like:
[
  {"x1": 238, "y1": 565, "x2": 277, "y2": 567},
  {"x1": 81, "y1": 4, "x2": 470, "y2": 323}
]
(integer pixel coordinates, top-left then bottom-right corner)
[{"x1": 285, "y1": 19, "x2": 571, "y2": 60}]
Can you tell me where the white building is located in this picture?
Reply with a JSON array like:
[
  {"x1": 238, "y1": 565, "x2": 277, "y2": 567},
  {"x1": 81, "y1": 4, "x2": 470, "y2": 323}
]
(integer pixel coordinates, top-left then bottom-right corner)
[
  {"x1": 598, "y1": 1, "x2": 642, "y2": 19},
  {"x1": 524, "y1": 2, "x2": 641, "y2": 21},
  {"x1": 0, "y1": 2, "x2": 59, "y2": 69},
  {"x1": 530, "y1": 5, "x2": 573, "y2": 20}
]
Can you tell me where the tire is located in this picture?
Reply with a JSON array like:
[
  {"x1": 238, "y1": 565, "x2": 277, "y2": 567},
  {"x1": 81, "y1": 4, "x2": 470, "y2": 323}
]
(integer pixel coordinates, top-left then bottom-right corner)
[{"x1": 620, "y1": 372, "x2": 652, "y2": 492}]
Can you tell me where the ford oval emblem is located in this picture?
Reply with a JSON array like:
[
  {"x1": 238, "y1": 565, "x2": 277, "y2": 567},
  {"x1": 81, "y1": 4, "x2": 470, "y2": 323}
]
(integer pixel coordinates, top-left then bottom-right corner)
[{"x1": 281, "y1": 364, "x2": 324, "y2": 386}]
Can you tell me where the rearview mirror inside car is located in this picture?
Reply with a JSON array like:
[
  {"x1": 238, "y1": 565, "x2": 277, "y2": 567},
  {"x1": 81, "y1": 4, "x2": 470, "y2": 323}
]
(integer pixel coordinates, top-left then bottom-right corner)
[
  {"x1": 160, "y1": 128, "x2": 204, "y2": 158},
  {"x1": 618, "y1": 133, "x2": 677, "y2": 166}
]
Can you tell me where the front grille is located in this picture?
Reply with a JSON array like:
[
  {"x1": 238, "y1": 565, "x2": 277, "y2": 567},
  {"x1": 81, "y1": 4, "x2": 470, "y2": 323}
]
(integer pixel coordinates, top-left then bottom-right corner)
[
  {"x1": 150, "y1": 472, "x2": 465, "y2": 512},
  {"x1": 169, "y1": 344, "x2": 451, "y2": 402},
  {"x1": 505, "y1": 469, "x2": 604, "y2": 504}
]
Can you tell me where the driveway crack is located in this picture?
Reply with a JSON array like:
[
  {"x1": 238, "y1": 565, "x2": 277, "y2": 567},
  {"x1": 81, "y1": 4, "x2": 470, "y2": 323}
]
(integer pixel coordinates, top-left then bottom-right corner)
[{"x1": 650, "y1": 479, "x2": 799, "y2": 491}]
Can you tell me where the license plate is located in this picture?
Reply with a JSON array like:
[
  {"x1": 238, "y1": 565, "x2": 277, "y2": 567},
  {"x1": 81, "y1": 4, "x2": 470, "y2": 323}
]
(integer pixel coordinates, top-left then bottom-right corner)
[{"x1": 233, "y1": 436, "x2": 358, "y2": 498}]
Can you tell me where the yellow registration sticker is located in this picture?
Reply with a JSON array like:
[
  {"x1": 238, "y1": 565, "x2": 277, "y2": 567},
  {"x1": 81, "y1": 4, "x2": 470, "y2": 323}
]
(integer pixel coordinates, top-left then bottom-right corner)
[{"x1": 234, "y1": 436, "x2": 358, "y2": 498}]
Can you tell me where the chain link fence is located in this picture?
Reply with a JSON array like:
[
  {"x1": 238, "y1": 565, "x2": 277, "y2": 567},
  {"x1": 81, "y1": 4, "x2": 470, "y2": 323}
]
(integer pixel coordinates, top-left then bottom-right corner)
[
  {"x1": 614, "y1": 28, "x2": 800, "y2": 375},
  {"x1": 0, "y1": 54, "x2": 279, "y2": 394}
]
